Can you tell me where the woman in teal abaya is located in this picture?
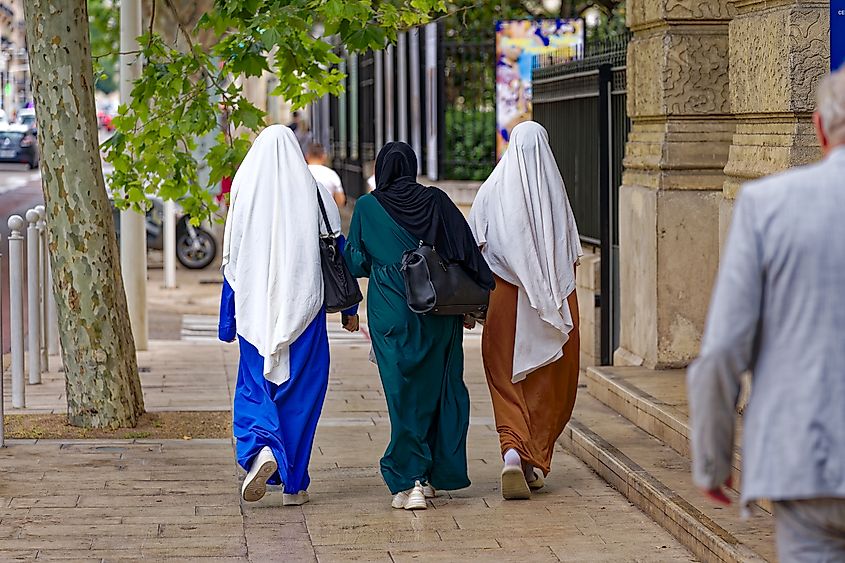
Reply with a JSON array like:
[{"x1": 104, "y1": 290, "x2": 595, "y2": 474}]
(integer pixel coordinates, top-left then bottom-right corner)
[{"x1": 345, "y1": 142, "x2": 494, "y2": 510}]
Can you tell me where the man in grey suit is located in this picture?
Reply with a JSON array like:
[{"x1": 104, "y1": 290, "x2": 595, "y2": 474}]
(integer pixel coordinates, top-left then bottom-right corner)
[{"x1": 688, "y1": 67, "x2": 845, "y2": 562}]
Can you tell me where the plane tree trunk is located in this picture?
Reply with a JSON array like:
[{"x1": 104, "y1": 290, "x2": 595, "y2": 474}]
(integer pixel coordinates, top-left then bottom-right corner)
[{"x1": 23, "y1": 0, "x2": 145, "y2": 427}]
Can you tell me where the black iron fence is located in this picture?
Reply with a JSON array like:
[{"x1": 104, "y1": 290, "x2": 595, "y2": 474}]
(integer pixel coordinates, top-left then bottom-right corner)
[
  {"x1": 532, "y1": 33, "x2": 631, "y2": 365},
  {"x1": 318, "y1": 21, "x2": 497, "y2": 194},
  {"x1": 319, "y1": 28, "x2": 629, "y2": 363},
  {"x1": 438, "y1": 23, "x2": 496, "y2": 181},
  {"x1": 324, "y1": 35, "x2": 430, "y2": 199},
  {"x1": 327, "y1": 50, "x2": 378, "y2": 199}
]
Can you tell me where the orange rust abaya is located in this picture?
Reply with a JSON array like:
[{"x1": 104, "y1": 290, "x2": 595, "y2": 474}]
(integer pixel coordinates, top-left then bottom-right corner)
[{"x1": 482, "y1": 275, "x2": 580, "y2": 476}]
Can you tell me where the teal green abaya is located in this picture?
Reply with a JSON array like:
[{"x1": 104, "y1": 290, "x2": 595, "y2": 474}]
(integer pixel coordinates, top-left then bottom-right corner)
[{"x1": 345, "y1": 194, "x2": 471, "y2": 494}]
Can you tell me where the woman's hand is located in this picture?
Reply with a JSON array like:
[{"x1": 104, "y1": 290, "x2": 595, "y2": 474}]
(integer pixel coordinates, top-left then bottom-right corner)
[{"x1": 342, "y1": 314, "x2": 360, "y2": 332}]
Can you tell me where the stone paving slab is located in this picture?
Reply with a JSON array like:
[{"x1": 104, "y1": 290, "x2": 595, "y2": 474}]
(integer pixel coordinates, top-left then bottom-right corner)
[
  {"x1": 236, "y1": 341, "x2": 695, "y2": 562},
  {"x1": 0, "y1": 267, "x2": 696, "y2": 561},
  {"x1": 0, "y1": 439, "x2": 246, "y2": 561},
  {"x1": 0, "y1": 341, "x2": 696, "y2": 562}
]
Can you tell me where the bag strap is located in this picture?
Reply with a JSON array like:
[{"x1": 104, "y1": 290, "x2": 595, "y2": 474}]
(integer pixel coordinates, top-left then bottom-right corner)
[{"x1": 316, "y1": 187, "x2": 332, "y2": 237}]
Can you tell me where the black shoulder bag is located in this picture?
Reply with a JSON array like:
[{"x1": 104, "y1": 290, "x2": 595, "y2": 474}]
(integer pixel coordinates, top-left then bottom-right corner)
[
  {"x1": 317, "y1": 191, "x2": 363, "y2": 313},
  {"x1": 400, "y1": 244, "x2": 490, "y2": 316}
]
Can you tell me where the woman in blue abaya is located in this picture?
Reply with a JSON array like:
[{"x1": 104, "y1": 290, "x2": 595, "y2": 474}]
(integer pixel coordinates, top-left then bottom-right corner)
[{"x1": 218, "y1": 125, "x2": 358, "y2": 505}]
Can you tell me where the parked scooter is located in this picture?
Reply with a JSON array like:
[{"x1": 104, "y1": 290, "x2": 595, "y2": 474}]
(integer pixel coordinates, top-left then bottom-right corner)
[{"x1": 111, "y1": 197, "x2": 217, "y2": 270}]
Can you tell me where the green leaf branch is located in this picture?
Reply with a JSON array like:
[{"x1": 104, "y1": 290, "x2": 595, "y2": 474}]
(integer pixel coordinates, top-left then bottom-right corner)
[{"x1": 103, "y1": 0, "x2": 446, "y2": 223}]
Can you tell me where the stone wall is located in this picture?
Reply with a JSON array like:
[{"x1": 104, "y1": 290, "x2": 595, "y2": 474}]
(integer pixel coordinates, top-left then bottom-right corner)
[
  {"x1": 722, "y1": 0, "x2": 829, "y2": 242},
  {"x1": 576, "y1": 251, "x2": 602, "y2": 369},
  {"x1": 617, "y1": 0, "x2": 734, "y2": 369},
  {"x1": 617, "y1": 0, "x2": 831, "y2": 369}
]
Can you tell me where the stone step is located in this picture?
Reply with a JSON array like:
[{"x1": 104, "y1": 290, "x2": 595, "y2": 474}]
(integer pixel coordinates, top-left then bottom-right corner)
[
  {"x1": 585, "y1": 367, "x2": 691, "y2": 456},
  {"x1": 584, "y1": 366, "x2": 775, "y2": 517},
  {"x1": 585, "y1": 367, "x2": 751, "y2": 483},
  {"x1": 560, "y1": 394, "x2": 776, "y2": 562}
]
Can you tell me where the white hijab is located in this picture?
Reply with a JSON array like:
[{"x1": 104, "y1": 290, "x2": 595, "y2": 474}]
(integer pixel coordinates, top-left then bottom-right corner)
[
  {"x1": 469, "y1": 121, "x2": 583, "y2": 383},
  {"x1": 222, "y1": 125, "x2": 341, "y2": 385}
]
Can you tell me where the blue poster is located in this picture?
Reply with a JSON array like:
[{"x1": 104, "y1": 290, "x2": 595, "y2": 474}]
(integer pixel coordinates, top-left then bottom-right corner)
[{"x1": 834, "y1": 0, "x2": 845, "y2": 70}]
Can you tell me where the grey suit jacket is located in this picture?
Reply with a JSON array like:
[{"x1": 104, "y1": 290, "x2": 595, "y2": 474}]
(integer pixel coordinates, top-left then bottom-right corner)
[{"x1": 688, "y1": 147, "x2": 845, "y2": 507}]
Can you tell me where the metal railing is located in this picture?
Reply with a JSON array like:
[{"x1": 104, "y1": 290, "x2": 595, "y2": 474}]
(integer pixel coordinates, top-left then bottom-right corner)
[
  {"x1": 532, "y1": 32, "x2": 631, "y2": 366},
  {"x1": 1, "y1": 206, "x2": 61, "y2": 446},
  {"x1": 328, "y1": 50, "x2": 378, "y2": 199},
  {"x1": 326, "y1": 33, "x2": 431, "y2": 198},
  {"x1": 318, "y1": 21, "x2": 496, "y2": 190},
  {"x1": 437, "y1": 22, "x2": 496, "y2": 181}
]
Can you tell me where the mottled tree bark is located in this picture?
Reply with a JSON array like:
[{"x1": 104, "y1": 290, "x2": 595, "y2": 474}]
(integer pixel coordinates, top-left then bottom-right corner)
[{"x1": 23, "y1": 0, "x2": 145, "y2": 427}]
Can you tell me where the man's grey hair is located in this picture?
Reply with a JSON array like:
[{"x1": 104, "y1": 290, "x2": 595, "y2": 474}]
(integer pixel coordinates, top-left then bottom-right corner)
[{"x1": 816, "y1": 68, "x2": 845, "y2": 144}]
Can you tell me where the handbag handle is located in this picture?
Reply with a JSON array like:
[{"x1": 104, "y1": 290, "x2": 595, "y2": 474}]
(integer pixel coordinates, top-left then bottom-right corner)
[
  {"x1": 417, "y1": 242, "x2": 448, "y2": 272},
  {"x1": 316, "y1": 186, "x2": 333, "y2": 237}
]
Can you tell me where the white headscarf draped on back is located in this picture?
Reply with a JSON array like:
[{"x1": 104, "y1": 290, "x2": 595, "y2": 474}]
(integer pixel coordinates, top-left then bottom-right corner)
[
  {"x1": 222, "y1": 125, "x2": 341, "y2": 385},
  {"x1": 469, "y1": 121, "x2": 583, "y2": 383}
]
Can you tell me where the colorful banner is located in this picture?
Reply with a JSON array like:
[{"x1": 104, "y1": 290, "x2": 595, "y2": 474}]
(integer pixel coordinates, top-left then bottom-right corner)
[{"x1": 496, "y1": 19, "x2": 584, "y2": 159}]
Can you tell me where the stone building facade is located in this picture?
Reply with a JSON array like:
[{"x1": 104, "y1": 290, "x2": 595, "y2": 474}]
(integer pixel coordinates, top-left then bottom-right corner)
[
  {"x1": 0, "y1": 0, "x2": 28, "y2": 116},
  {"x1": 616, "y1": 0, "x2": 831, "y2": 369}
]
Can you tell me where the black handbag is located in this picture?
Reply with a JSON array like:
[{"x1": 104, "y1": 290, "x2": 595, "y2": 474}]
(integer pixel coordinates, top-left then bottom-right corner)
[
  {"x1": 317, "y1": 191, "x2": 363, "y2": 313},
  {"x1": 400, "y1": 244, "x2": 490, "y2": 316}
]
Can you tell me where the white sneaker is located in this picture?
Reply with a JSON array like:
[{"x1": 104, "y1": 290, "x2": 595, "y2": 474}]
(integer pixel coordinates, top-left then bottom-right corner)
[
  {"x1": 391, "y1": 490, "x2": 409, "y2": 509},
  {"x1": 422, "y1": 484, "x2": 436, "y2": 499},
  {"x1": 283, "y1": 490, "x2": 310, "y2": 506},
  {"x1": 391, "y1": 481, "x2": 427, "y2": 510},
  {"x1": 241, "y1": 447, "x2": 277, "y2": 502}
]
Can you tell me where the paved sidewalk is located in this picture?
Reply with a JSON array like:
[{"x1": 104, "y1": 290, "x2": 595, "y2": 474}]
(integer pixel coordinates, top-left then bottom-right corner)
[
  {"x1": 2, "y1": 342, "x2": 237, "y2": 414},
  {"x1": 0, "y1": 439, "x2": 245, "y2": 560},
  {"x1": 0, "y1": 268, "x2": 695, "y2": 561}
]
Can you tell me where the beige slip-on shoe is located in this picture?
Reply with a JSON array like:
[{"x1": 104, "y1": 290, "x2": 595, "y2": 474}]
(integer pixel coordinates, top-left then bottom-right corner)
[
  {"x1": 501, "y1": 464, "x2": 531, "y2": 500},
  {"x1": 527, "y1": 470, "x2": 545, "y2": 491},
  {"x1": 283, "y1": 490, "x2": 310, "y2": 506}
]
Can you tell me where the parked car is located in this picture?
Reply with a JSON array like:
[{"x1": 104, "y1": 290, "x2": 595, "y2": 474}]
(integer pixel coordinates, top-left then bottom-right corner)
[
  {"x1": 16, "y1": 108, "x2": 36, "y2": 132},
  {"x1": 0, "y1": 124, "x2": 39, "y2": 168}
]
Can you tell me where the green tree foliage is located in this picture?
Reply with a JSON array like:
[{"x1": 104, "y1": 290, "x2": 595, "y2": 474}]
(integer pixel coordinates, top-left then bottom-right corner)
[
  {"x1": 586, "y1": 2, "x2": 626, "y2": 42},
  {"x1": 89, "y1": 0, "x2": 119, "y2": 93},
  {"x1": 444, "y1": 107, "x2": 495, "y2": 181},
  {"x1": 103, "y1": 0, "x2": 445, "y2": 221},
  {"x1": 445, "y1": 0, "x2": 623, "y2": 33}
]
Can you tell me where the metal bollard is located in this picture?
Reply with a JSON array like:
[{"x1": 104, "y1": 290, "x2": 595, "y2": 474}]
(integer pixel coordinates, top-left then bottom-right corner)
[
  {"x1": 26, "y1": 209, "x2": 41, "y2": 384},
  {"x1": 163, "y1": 199, "x2": 177, "y2": 289},
  {"x1": 36, "y1": 205, "x2": 48, "y2": 372},
  {"x1": 8, "y1": 215, "x2": 25, "y2": 407}
]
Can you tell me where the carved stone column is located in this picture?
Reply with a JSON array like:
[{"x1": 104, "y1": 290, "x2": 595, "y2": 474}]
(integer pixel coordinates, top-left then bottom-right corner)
[
  {"x1": 721, "y1": 0, "x2": 830, "y2": 242},
  {"x1": 616, "y1": 0, "x2": 734, "y2": 369}
]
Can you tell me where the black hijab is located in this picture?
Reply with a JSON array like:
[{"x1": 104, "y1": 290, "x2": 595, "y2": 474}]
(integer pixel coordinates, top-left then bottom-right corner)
[{"x1": 372, "y1": 142, "x2": 494, "y2": 290}]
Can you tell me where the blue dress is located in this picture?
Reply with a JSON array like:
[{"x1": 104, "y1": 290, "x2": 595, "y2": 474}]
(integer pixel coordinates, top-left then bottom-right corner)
[{"x1": 219, "y1": 239, "x2": 357, "y2": 494}]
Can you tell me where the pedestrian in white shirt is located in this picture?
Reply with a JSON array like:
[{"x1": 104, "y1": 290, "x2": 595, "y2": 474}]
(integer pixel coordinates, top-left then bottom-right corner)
[
  {"x1": 306, "y1": 143, "x2": 346, "y2": 208},
  {"x1": 364, "y1": 160, "x2": 376, "y2": 193}
]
